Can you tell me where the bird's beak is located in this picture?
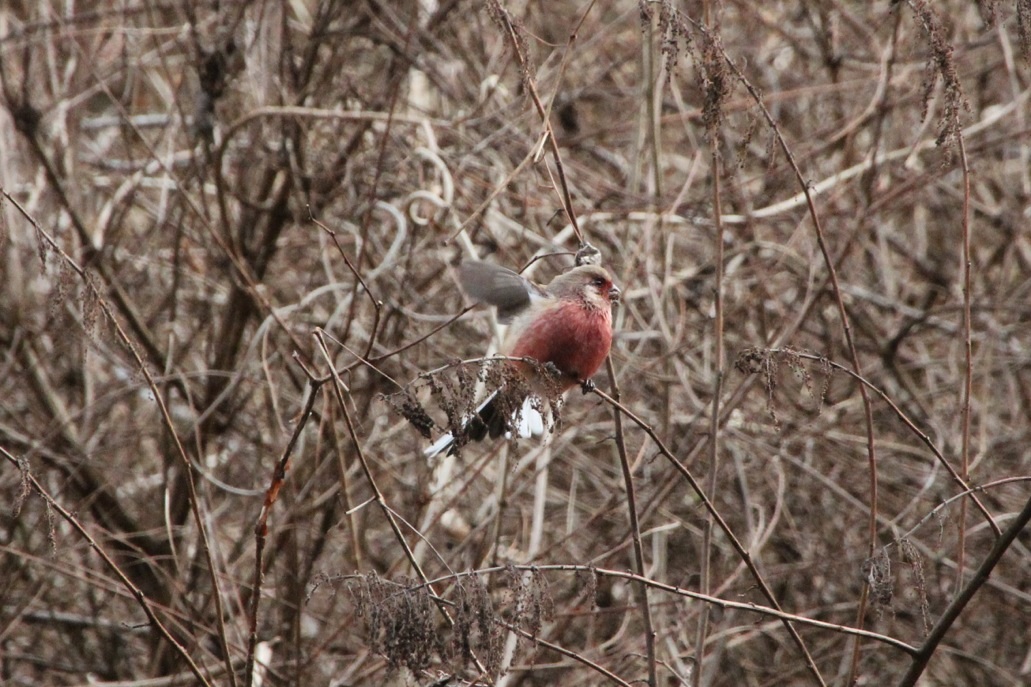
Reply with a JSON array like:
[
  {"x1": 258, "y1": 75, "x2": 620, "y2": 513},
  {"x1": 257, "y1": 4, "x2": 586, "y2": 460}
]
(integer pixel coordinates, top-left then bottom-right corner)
[{"x1": 608, "y1": 285, "x2": 621, "y2": 304}]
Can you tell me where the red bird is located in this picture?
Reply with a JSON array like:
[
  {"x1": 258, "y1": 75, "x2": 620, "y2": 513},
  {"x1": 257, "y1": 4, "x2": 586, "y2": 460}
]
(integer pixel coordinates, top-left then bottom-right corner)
[{"x1": 425, "y1": 261, "x2": 621, "y2": 457}]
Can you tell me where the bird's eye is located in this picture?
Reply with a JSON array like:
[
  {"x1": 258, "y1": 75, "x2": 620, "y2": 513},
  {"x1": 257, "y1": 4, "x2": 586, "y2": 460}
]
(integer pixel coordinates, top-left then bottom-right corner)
[{"x1": 592, "y1": 277, "x2": 606, "y2": 287}]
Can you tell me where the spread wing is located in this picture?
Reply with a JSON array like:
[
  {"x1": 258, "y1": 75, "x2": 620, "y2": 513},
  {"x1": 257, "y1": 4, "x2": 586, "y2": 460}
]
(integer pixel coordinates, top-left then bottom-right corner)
[{"x1": 458, "y1": 261, "x2": 548, "y2": 324}]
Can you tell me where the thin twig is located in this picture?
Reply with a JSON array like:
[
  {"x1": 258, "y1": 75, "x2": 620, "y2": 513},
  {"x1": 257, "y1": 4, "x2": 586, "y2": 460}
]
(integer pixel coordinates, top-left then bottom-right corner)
[
  {"x1": 7, "y1": 191, "x2": 237, "y2": 686},
  {"x1": 416, "y1": 564, "x2": 919, "y2": 656},
  {"x1": 0, "y1": 447, "x2": 214, "y2": 686},
  {"x1": 490, "y1": 1, "x2": 584, "y2": 244},
  {"x1": 896, "y1": 493, "x2": 1031, "y2": 687},
  {"x1": 956, "y1": 130, "x2": 974, "y2": 593},
  {"x1": 605, "y1": 357, "x2": 657, "y2": 687},
  {"x1": 245, "y1": 365, "x2": 324, "y2": 686},
  {"x1": 759, "y1": 348, "x2": 998, "y2": 534},
  {"x1": 714, "y1": 42, "x2": 876, "y2": 685},
  {"x1": 313, "y1": 329, "x2": 495, "y2": 681},
  {"x1": 590, "y1": 386, "x2": 827, "y2": 686},
  {"x1": 694, "y1": 18, "x2": 728, "y2": 684}
]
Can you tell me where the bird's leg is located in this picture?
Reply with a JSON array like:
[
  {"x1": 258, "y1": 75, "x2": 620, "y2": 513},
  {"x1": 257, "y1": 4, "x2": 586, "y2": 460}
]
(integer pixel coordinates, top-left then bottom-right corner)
[
  {"x1": 580, "y1": 378, "x2": 595, "y2": 394},
  {"x1": 543, "y1": 361, "x2": 562, "y2": 379}
]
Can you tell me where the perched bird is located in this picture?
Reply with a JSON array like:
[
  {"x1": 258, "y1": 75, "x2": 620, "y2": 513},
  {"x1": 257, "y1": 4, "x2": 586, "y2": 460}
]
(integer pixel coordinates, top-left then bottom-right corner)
[{"x1": 424, "y1": 261, "x2": 620, "y2": 457}]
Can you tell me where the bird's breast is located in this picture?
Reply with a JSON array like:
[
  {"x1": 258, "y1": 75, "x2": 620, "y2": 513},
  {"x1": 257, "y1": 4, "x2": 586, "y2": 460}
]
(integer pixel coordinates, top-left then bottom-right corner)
[{"x1": 508, "y1": 301, "x2": 613, "y2": 387}]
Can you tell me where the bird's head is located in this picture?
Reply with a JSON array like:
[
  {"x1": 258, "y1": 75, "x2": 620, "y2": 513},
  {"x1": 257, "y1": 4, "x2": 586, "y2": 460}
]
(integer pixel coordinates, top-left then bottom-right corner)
[{"x1": 550, "y1": 265, "x2": 620, "y2": 305}]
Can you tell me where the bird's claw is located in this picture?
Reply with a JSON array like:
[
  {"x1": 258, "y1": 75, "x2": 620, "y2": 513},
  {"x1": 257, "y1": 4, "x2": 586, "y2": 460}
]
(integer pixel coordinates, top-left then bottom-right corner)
[
  {"x1": 580, "y1": 379, "x2": 595, "y2": 394},
  {"x1": 543, "y1": 361, "x2": 561, "y2": 378}
]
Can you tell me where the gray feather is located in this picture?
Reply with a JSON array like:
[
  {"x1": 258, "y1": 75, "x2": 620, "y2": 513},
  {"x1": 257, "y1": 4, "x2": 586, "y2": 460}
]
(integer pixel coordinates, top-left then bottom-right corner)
[{"x1": 459, "y1": 262, "x2": 546, "y2": 324}]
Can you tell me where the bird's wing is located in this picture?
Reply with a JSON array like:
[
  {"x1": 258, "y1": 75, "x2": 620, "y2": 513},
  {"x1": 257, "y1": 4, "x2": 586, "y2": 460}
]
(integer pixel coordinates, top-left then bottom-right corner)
[{"x1": 459, "y1": 261, "x2": 548, "y2": 324}]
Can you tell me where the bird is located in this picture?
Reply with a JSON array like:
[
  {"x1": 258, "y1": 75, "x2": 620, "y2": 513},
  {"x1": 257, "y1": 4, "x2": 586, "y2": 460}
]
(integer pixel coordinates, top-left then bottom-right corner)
[{"x1": 424, "y1": 260, "x2": 620, "y2": 458}]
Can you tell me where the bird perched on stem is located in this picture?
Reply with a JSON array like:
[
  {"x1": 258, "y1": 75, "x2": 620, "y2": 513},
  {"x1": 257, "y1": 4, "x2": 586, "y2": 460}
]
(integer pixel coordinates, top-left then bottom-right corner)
[{"x1": 424, "y1": 261, "x2": 620, "y2": 458}]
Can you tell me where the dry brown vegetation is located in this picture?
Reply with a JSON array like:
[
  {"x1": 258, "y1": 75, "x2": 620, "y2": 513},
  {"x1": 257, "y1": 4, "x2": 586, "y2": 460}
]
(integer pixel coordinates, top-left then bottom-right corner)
[{"x1": 2, "y1": 1, "x2": 1031, "y2": 685}]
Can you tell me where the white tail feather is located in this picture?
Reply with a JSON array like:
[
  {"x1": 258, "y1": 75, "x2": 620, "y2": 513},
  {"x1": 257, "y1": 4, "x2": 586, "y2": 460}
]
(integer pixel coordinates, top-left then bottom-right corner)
[{"x1": 423, "y1": 395, "x2": 544, "y2": 459}]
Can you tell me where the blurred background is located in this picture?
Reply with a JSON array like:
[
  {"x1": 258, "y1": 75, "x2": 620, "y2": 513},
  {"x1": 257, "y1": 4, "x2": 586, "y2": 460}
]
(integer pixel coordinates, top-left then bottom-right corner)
[{"x1": 1, "y1": 1, "x2": 1030, "y2": 685}]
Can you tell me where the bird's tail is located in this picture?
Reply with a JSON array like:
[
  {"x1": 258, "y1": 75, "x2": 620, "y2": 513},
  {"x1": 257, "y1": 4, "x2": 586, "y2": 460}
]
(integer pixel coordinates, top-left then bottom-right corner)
[{"x1": 423, "y1": 392, "x2": 545, "y2": 459}]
